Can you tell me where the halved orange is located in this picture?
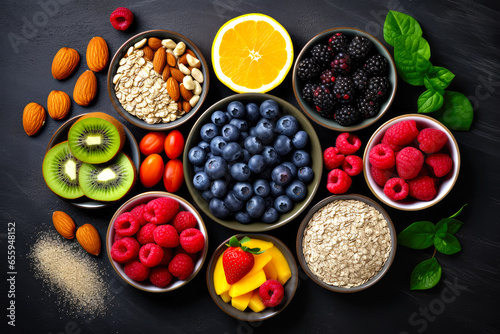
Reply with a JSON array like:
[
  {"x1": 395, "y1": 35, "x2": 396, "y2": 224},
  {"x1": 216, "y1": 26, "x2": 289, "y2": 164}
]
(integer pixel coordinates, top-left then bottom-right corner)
[{"x1": 212, "y1": 13, "x2": 294, "y2": 93}]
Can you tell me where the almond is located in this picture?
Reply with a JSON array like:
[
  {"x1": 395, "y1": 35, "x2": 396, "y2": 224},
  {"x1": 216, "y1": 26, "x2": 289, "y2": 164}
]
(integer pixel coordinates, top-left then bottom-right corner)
[
  {"x1": 162, "y1": 65, "x2": 171, "y2": 81},
  {"x1": 182, "y1": 100, "x2": 192, "y2": 113},
  {"x1": 166, "y1": 52, "x2": 176, "y2": 67},
  {"x1": 180, "y1": 83, "x2": 193, "y2": 101},
  {"x1": 178, "y1": 53, "x2": 188, "y2": 65},
  {"x1": 148, "y1": 37, "x2": 162, "y2": 50},
  {"x1": 143, "y1": 46, "x2": 154, "y2": 61},
  {"x1": 47, "y1": 90, "x2": 71, "y2": 120},
  {"x1": 178, "y1": 100, "x2": 183, "y2": 112},
  {"x1": 76, "y1": 224, "x2": 101, "y2": 256},
  {"x1": 51, "y1": 47, "x2": 80, "y2": 80},
  {"x1": 52, "y1": 211, "x2": 76, "y2": 239},
  {"x1": 170, "y1": 68, "x2": 185, "y2": 83},
  {"x1": 86, "y1": 36, "x2": 109, "y2": 72},
  {"x1": 22, "y1": 102, "x2": 46, "y2": 136},
  {"x1": 166, "y1": 77, "x2": 180, "y2": 101},
  {"x1": 153, "y1": 47, "x2": 166, "y2": 74},
  {"x1": 186, "y1": 49, "x2": 197, "y2": 58},
  {"x1": 73, "y1": 70, "x2": 97, "y2": 106}
]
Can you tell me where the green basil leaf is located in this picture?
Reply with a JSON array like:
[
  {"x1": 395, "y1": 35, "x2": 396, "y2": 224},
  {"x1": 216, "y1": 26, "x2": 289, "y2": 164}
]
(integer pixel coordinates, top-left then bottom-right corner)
[
  {"x1": 435, "y1": 220, "x2": 448, "y2": 237},
  {"x1": 410, "y1": 257, "x2": 442, "y2": 290},
  {"x1": 449, "y1": 204, "x2": 467, "y2": 218},
  {"x1": 436, "y1": 218, "x2": 463, "y2": 235},
  {"x1": 435, "y1": 233, "x2": 462, "y2": 254},
  {"x1": 417, "y1": 89, "x2": 444, "y2": 114},
  {"x1": 394, "y1": 35, "x2": 432, "y2": 85},
  {"x1": 435, "y1": 91, "x2": 474, "y2": 130},
  {"x1": 398, "y1": 221, "x2": 436, "y2": 249},
  {"x1": 424, "y1": 66, "x2": 455, "y2": 93},
  {"x1": 384, "y1": 10, "x2": 423, "y2": 46}
]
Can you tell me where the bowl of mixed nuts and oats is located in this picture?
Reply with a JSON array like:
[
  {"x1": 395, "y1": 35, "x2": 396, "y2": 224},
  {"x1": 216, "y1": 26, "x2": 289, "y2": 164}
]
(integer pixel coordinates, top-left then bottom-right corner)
[
  {"x1": 107, "y1": 30, "x2": 210, "y2": 130},
  {"x1": 296, "y1": 194, "x2": 396, "y2": 292}
]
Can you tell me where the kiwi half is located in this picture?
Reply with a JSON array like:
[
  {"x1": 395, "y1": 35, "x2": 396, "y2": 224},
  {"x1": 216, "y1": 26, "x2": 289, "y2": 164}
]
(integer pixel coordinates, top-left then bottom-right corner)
[
  {"x1": 68, "y1": 112, "x2": 125, "y2": 164},
  {"x1": 78, "y1": 152, "x2": 136, "y2": 202},
  {"x1": 42, "y1": 141, "x2": 84, "y2": 199}
]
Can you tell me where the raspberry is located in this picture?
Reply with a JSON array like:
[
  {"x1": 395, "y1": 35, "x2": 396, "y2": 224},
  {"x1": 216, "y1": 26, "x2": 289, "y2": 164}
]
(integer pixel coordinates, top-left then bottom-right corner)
[
  {"x1": 144, "y1": 197, "x2": 180, "y2": 225},
  {"x1": 109, "y1": 7, "x2": 134, "y2": 31},
  {"x1": 149, "y1": 266, "x2": 173, "y2": 288},
  {"x1": 369, "y1": 144, "x2": 395, "y2": 169},
  {"x1": 124, "y1": 260, "x2": 149, "y2": 281},
  {"x1": 113, "y1": 233, "x2": 124, "y2": 243},
  {"x1": 114, "y1": 212, "x2": 140, "y2": 236},
  {"x1": 342, "y1": 155, "x2": 363, "y2": 176},
  {"x1": 168, "y1": 253, "x2": 194, "y2": 280},
  {"x1": 174, "y1": 246, "x2": 199, "y2": 262},
  {"x1": 371, "y1": 165, "x2": 395, "y2": 187},
  {"x1": 111, "y1": 237, "x2": 140, "y2": 263},
  {"x1": 180, "y1": 228, "x2": 205, "y2": 254},
  {"x1": 153, "y1": 224, "x2": 180, "y2": 248},
  {"x1": 159, "y1": 247, "x2": 174, "y2": 266},
  {"x1": 136, "y1": 223, "x2": 157, "y2": 245},
  {"x1": 131, "y1": 204, "x2": 147, "y2": 226},
  {"x1": 172, "y1": 211, "x2": 198, "y2": 234},
  {"x1": 335, "y1": 132, "x2": 362, "y2": 155},
  {"x1": 381, "y1": 135, "x2": 404, "y2": 152},
  {"x1": 425, "y1": 153, "x2": 453, "y2": 177},
  {"x1": 259, "y1": 279, "x2": 284, "y2": 307},
  {"x1": 323, "y1": 147, "x2": 345, "y2": 170},
  {"x1": 417, "y1": 128, "x2": 448, "y2": 153},
  {"x1": 409, "y1": 176, "x2": 437, "y2": 201},
  {"x1": 383, "y1": 178, "x2": 409, "y2": 201},
  {"x1": 384, "y1": 120, "x2": 419, "y2": 146},
  {"x1": 396, "y1": 147, "x2": 424, "y2": 180},
  {"x1": 326, "y1": 169, "x2": 352, "y2": 194},
  {"x1": 139, "y1": 243, "x2": 164, "y2": 268}
]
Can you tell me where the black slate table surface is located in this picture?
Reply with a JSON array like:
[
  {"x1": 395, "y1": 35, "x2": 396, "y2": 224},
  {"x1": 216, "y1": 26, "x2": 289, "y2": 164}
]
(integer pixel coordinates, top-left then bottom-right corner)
[{"x1": 1, "y1": 0, "x2": 499, "y2": 333}]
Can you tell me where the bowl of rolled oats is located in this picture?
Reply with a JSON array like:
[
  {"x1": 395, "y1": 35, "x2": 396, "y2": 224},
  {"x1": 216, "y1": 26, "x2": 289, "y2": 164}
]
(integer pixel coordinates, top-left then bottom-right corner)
[
  {"x1": 107, "y1": 30, "x2": 210, "y2": 130},
  {"x1": 296, "y1": 194, "x2": 396, "y2": 292}
]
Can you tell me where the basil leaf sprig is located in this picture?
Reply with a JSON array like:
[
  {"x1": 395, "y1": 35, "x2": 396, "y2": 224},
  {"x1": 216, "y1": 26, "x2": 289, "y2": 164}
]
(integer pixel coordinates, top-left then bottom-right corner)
[
  {"x1": 383, "y1": 10, "x2": 473, "y2": 131},
  {"x1": 398, "y1": 204, "x2": 466, "y2": 290}
]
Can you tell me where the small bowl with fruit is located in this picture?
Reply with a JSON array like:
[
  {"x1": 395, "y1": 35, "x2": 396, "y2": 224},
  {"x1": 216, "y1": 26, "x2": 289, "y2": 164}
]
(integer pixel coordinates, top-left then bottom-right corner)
[
  {"x1": 207, "y1": 234, "x2": 298, "y2": 321},
  {"x1": 363, "y1": 114, "x2": 460, "y2": 210},
  {"x1": 183, "y1": 93, "x2": 323, "y2": 232},
  {"x1": 106, "y1": 191, "x2": 208, "y2": 292},
  {"x1": 293, "y1": 27, "x2": 397, "y2": 131}
]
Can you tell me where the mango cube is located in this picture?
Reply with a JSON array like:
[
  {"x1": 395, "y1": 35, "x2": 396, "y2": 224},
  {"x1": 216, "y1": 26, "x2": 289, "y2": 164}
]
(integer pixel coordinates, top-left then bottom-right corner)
[
  {"x1": 229, "y1": 270, "x2": 266, "y2": 298},
  {"x1": 263, "y1": 261, "x2": 278, "y2": 280},
  {"x1": 214, "y1": 254, "x2": 231, "y2": 295},
  {"x1": 231, "y1": 290, "x2": 253, "y2": 311},
  {"x1": 220, "y1": 291, "x2": 231, "y2": 303},
  {"x1": 266, "y1": 246, "x2": 291, "y2": 285},
  {"x1": 242, "y1": 238, "x2": 274, "y2": 251},
  {"x1": 248, "y1": 289, "x2": 266, "y2": 313},
  {"x1": 246, "y1": 253, "x2": 272, "y2": 277}
]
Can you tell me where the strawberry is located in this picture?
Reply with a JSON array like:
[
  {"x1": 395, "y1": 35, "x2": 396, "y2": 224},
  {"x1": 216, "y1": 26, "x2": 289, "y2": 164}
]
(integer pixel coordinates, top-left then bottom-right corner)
[{"x1": 222, "y1": 236, "x2": 264, "y2": 285}]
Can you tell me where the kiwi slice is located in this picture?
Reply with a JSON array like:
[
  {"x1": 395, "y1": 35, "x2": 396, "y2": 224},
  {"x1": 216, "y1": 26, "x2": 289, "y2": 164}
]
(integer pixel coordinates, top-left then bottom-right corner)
[
  {"x1": 68, "y1": 112, "x2": 125, "y2": 164},
  {"x1": 78, "y1": 152, "x2": 136, "y2": 202},
  {"x1": 42, "y1": 141, "x2": 84, "y2": 199}
]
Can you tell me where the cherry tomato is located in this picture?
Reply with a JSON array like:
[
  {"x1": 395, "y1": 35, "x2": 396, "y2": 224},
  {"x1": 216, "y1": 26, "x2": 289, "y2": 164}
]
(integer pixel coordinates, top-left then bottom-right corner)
[
  {"x1": 140, "y1": 154, "x2": 164, "y2": 188},
  {"x1": 139, "y1": 132, "x2": 166, "y2": 156},
  {"x1": 164, "y1": 130, "x2": 185, "y2": 160},
  {"x1": 163, "y1": 159, "x2": 184, "y2": 193}
]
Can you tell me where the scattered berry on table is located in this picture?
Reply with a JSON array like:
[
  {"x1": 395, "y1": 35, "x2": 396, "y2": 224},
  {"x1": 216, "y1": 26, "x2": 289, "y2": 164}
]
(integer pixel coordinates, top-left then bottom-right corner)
[
  {"x1": 335, "y1": 132, "x2": 362, "y2": 155},
  {"x1": 109, "y1": 7, "x2": 134, "y2": 31},
  {"x1": 342, "y1": 155, "x2": 363, "y2": 176},
  {"x1": 326, "y1": 168, "x2": 352, "y2": 194},
  {"x1": 323, "y1": 147, "x2": 345, "y2": 170}
]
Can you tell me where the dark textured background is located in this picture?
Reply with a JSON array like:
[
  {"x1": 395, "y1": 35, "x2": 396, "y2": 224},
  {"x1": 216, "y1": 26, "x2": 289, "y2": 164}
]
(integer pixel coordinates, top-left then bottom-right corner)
[{"x1": 1, "y1": 0, "x2": 499, "y2": 333}]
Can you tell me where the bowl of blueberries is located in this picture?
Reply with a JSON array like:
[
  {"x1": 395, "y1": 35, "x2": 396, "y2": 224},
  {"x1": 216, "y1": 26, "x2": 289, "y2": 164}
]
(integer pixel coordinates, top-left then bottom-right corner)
[{"x1": 183, "y1": 93, "x2": 323, "y2": 232}]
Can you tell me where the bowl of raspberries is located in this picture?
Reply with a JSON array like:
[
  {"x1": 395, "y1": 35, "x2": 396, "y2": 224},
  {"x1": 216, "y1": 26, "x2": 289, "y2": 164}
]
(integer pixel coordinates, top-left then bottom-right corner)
[
  {"x1": 106, "y1": 191, "x2": 208, "y2": 292},
  {"x1": 293, "y1": 28, "x2": 397, "y2": 131},
  {"x1": 363, "y1": 114, "x2": 460, "y2": 210}
]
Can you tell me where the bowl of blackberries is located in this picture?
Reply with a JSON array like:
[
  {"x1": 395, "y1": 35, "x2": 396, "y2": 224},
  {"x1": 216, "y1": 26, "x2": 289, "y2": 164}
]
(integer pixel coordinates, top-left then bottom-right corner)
[
  {"x1": 183, "y1": 93, "x2": 323, "y2": 232},
  {"x1": 293, "y1": 27, "x2": 397, "y2": 131}
]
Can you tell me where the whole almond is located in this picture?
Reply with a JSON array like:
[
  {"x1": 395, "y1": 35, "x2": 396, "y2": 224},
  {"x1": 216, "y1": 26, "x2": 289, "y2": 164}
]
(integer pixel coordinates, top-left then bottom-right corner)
[
  {"x1": 180, "y1": 83, "x2": 193, "y2": 101},
  {"x1": 143, "y1": 46, "x2": 154, "y2": 61},
  {"x1": 76, "y1": 224, "x2": 101, "y2": 256},
  {"x1": 178, "y1": 100, "x2": 183, "y2": 112},
  {"x1": 166, "y1": 77, "x2": 180, "y2": 101},
  {"x1": 22, "y1": 102, "x2": 46, "y2": 136},
  {"x1": 182, "y1": 100, "x2": 192, "y2": 113},
  {"x1": 51, "y1": 47, "x2": 80, "y2": 80},
  {"x1": 148, "y1": 37, "x2": 162, "y2": 50},
  {"x1": 170, "y1": 68, "x2": 185, "y2": 83},
  {"x1": 162, "y1": 65, "x2": 171, "y2": 81},
  {"x1": 86, "y1": 36, "x2": 109, "y2": 72},
  {"x1": 47, "y1": 90, "x2": 71, "y2": 120},
  {"x1": 73, "y1": 70, "x2": 97, "y2": 106},
  {"x1": 185, "y1": 49, "x2": 196, "y2": 58},
  {"x1": 178, "y1": 53, "x2": 188, "y2": 65},
  {"x1": 153, "y1": 48, "x2": 166, "y2": 74},
  {"x1": 52, "y1": 211, "x2": 76, "y2": 239},
  {"x1": 166, "y1": 52, "x2": 176, "y2": 67}
]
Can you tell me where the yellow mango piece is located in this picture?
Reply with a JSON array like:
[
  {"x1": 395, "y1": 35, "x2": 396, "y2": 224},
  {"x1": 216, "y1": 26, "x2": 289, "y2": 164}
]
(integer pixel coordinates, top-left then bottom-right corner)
[
  {"x1": 267, "y1": 246, "x2": 291, "y2": 285},
  {"x1": 263, "y1": 261, "x2": 278, "y2": 280},
  {"x1": 220, "y1": 291, "x2": 231, "y2": 303},
  {"x1": 229, "y1": 270, "x2": 266, "y2": 298},
  {"x1": 231, "y1": 290, "x2": 253, "y2": 311},
  {"x1": 248, "y1": 289, "x2": 266, "y2": 313},
  {"x1": 245, "y1": 253, "x2": 272, "y2": 278},
  {"x1": 214, "y1": 254, "x2": 231, "y2": 295},
  {"x1": 242, "y1": 238, "x2": 274, "y2": 251}
]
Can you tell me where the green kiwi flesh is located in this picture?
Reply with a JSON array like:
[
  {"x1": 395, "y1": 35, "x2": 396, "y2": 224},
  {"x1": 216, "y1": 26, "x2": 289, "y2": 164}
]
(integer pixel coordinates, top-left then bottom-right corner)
[
  {"x1": 78, "y1": 152, "x2": 136, "y2": 201},
  {"x1": 42, "y1": 141, "x2": 84, "y2": 199}
]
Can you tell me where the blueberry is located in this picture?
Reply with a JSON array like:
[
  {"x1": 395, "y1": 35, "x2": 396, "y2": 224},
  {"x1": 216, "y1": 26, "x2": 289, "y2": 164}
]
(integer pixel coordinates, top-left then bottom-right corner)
[
  {"x1": 273, "y1": 135, "x2": 293, "y2": 156},
  {"x1": 259, "y1": 99, "x2": 280, "y2": 119},
  {"x1": 200, "y1": 123, "x2": 219, "y2": 142},
  {"x1": 235, "y1": 211, "x2": 252, "y2": 224},
  {"x1": 292, "y1": 150, "x2": 311, "y2": 167},
  {"x1": 224, "y1": 111, "x2": 233, "y2": 122},
  {"x1": 204, "y1": 156, "x2": 227, "y2": 179},
  {"x1": 240, "y1": 131, "x2": 249, "y2": 141},
  {"x1": 211, "y1": 179, "x2": 228, "y2": 198},
  {"x1": 227, "y1": 101, "x2": 246, "y2": 118},
  {"x1": 224, "y1": 190, "x2": 244, "y2": 211},
  {"x1": 244, "y1": 136, "x2": 263, "y2": 155},
  {"x1": 188, "y1": 146, "x2": 206, "y2": 166},
  {"x1": 262, "y1": 207, "x2": 279, "y2": 224},
  {"x1": 298, "y1": 166, "x2": 314, "y2": 184},
  {"x1": 253, "y1": 179, "x2": 270, "y2": 197},
  {"x1": 206, "y1": 152, "x2": 215, "y2": 160},
  {"x1": 246, "y1": 196, "x2": 266, "y2": 218},
  {"x1": 209, "y1": 198, "x2": 231, "y2": 218},
  {"x1": 271, "y1": 165, "x2": 292, "y2": 186},
  {"x1": 211, "y1": 110, "x2": 228, "y2": 127},
  {"x1": 262, "y1": 146, "x2": 279, "y2": 167},
  {"x1": 248, "y1": 155, "x2": 266, "y2": 174},
  {"x1": 246, "y1": 103, "x2": 260, "y2": 122},
  {"x1": 193, "y1": 165, "x2": 204, "y2": 173},
  {"x1": 233, "y1": 182, "x2": 253, "y2": 201},
  {"x1": 260, "y1": 168, "x2": 272, "y2": 180},
  {"x1": 222, "y1": 142, "x2": 242, "y2": 162},
  {"x1": 269, "y1": 181, "x2": 285, "y2": 197},
  {"x1": 240, "y1": 149, "x2": 251, "y2": 163},
  {"x1": 229, "y1": 118, "x2": 248, "y2": 132},
  {"x1": 281, "y1": 162, "x2": 297, "y2": 178},
  {"x1": 276, "y1": 115, "x2": 299, "y2": 136},
  {"x1": 249, "y1": 127, "x2": 258, "y2": 137},
  {"x1": 210, "y1": 136, "x2": 227, "y2": 156},
  {"x1": 254, "y1": 119, "x2": 275, "y2": 144},
  {"x1": 274, "y1": 195, "x2": 293, "y2": 213},
  {"x1": 292, "y1": 130, "x2": 309, "y2": 149},
  {"x1": 264, "y1": 196, "x2": 274, "y2": 208},
  {"x1": 198, "y1": 141, "x2": 210, "y2": 152},
  {"x1": 286, "y1": 180, "x2": 307, "y2": 202},
  {"x1": 230, "y1": 162, "x2": 251, "y2": 181},
  {"x1": 202, "y1": 190, "x2": 214, "y2": 202},
  {"x1": 222, "y1": 124, "x2": 240, "y2": 142},
  {"x1": 193, "y1": 172, "x2": 211, "y2": 191}
]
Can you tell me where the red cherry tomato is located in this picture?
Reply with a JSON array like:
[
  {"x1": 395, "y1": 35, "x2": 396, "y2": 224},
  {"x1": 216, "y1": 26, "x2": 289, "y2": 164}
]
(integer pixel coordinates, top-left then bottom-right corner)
[
  {"x1": 164, "y1": 130, "x2": 185, "y2": 160},
  {"x1": 163, "y1": 159, "x2": 184, "y2": 193},
  {"x1": 139, "y1": 132, "x2": 167, "y2": 156},
  {"x1": 140, "y1": 154, "x2": 164, "y2": 188}
]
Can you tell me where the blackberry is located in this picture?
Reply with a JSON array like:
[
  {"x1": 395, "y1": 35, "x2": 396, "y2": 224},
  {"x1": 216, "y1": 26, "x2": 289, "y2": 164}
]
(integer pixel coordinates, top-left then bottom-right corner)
[
  {"x1": 351, "y1": 69, "x2": 369, "y2": 91},
  {"x1": 347, "y1": 36, "x2": 373, "y2": 60},
  {"x1": 365, "y1": 76, "x2": 390, "y2": 102},
  {"x1": 328, "y1": 32, "x2": 349, "y2": 53},
  {"x1": 302, "y1": 82, "x2": 318, "y2": 104},
  {"x1": 312, "y1": 85, "x2": 336, "y2": 118},
  {"x1": 364, "y1": 54, "x2": 389, "y2": 76},
  {"x1": 333, "y1": 76, "x2": 355, "y2": 104},
  {"x1": 311, "y1": 44, "x2": 333, "y2": 66},
  {"x1": 334, "y1": 105, "x2": 361, "y2": 126},
  {"x1": 297, "y1": 58, "x2": 321, "y2": 81},
  {"x1": 319, "y1": 69, "x2": 336, "y2": 86},
  {"x1": 357, "y1": 98, "x2": 380, "y2": 118},
  {"x1": 330, "y1": 52, "x2": 351, "y2": 75}
]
